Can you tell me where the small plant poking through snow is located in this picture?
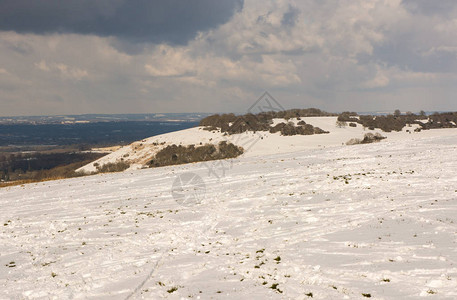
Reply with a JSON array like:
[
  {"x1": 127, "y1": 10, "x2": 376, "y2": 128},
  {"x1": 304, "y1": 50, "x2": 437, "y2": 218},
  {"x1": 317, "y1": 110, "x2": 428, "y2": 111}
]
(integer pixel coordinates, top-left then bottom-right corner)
[
  {"x1": 6, "y1": 261, "x2": 16, "y2": 268},
  {"x1": 346, "y1": 133, "x2": 386, "y2": 145},
  {"x1": 270, "y1": 283, "x2": 283, "y2": 293}
]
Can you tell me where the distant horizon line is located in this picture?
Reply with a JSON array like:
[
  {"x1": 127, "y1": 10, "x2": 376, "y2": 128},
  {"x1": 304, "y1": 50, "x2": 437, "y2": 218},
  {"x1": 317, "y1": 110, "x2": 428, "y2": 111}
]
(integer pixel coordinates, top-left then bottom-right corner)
[{"x1": 0, "y1": 109, "x2": 453, "y2": 119}]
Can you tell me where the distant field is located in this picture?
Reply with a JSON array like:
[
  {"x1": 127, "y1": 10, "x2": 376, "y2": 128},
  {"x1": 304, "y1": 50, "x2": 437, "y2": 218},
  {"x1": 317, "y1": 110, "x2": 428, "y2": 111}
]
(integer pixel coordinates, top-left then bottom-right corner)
[
  {"x1": 0, "y1": 121, "x2": 199, "y2": 186},
  {"x1": 0, "y1": 121, "x2": 199, "y2": 147}
]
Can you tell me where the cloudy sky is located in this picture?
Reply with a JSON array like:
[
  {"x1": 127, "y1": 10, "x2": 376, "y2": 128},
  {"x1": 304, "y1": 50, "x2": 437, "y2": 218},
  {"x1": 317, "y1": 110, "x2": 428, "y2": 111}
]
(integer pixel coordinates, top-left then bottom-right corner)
[{"x1": 1, "y1": 0, "x2": 457, "y2": 116}]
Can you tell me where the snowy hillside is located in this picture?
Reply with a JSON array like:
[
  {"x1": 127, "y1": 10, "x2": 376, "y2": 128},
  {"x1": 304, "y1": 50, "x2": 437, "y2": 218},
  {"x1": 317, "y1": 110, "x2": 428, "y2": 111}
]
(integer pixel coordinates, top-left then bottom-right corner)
[
  {"x1": 77, "y1": 116, "x2": 451, "y2": 173},
  {"x1": 2, "y1": 131, "x2": 457, "y2": 299}
]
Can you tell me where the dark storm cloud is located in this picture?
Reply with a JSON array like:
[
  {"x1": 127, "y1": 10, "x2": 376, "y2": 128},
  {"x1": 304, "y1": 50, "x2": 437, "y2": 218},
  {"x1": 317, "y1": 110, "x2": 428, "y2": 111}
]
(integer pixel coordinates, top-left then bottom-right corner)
[
  {"x1": 0, "y1": 0, "x2": 244, "y2": 44},
  {"x1": 281, "y1": 5, "x2": 300, "y2": 27}
]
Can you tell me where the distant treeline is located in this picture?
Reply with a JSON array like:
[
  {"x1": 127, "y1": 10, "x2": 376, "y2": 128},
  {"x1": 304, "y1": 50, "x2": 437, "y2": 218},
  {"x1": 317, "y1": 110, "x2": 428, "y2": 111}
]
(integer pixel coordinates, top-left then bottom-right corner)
[
  {"x1": 199, "y1": 108, "x2": 334, "y2": 136},
  {"x1": 0, "y1": 152, "x2": 105, "y2": 183},
  {"x1": 338, "y1": 111, "x2": 457, "y2": 132},
  {"x1": 200, "y1": 109, "x2": 457, "y2": 134}
]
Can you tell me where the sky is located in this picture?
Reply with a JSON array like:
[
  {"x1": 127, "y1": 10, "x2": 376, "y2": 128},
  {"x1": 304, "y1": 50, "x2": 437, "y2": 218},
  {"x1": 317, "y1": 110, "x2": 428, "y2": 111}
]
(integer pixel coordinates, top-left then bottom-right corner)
[{"x1": 1, "y1": 0, "x2": 457, "y2": 116}]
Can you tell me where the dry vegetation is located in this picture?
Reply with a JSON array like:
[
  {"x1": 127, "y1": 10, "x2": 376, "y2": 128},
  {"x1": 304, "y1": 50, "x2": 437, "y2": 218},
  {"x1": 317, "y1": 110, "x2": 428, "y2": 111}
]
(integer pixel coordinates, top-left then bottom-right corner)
[
  {"x1": 338, "y1": 111, "x2": 457, "y2": 132},
  {"x1": 269, "y1": 122, "x2": 329, "y2": 135},
  {"x1": 94, "y1": 161, "x2": 130, "y2": 173},
  {"x1": 200, "y1": 108, "x2": 333, "y2": 136},
  {"x1": 346, "y1": 133, "x2": 387, "y2": 145},
  {"x1": 0, "y1": 152, "x2": 106, "y2": 187},
  {"x1": 149, "y1": 141, "x2": 243, "y2": 168}
]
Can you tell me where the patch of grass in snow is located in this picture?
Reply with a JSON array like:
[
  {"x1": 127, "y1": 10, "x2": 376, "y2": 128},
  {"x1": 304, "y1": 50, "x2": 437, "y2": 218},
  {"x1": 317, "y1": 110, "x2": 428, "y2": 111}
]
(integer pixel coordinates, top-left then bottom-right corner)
[
  {"x1": 5, "y1": 261, "x2": 16, "y2": 268},
  {"x1": 270, "y1": 283, "x2": 282, "y2": 293}
]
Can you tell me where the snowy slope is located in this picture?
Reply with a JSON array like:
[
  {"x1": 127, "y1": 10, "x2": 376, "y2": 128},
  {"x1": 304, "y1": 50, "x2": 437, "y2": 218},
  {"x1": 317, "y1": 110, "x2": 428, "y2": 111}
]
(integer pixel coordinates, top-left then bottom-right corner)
[
  {"x1": 77, "y1": 116, "x2": 455, "y2": 173},
  {"x1": 2, "y1": 132, "x2": 457, "y2": 299}
]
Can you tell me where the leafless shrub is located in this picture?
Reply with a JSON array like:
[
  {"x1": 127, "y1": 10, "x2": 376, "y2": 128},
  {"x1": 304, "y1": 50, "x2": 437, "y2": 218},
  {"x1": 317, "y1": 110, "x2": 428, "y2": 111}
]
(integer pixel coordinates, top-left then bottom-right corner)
[
  {"x1": 336, "y1": 120, "x2": 347, "y2": 128},
  {"x1": 346, "y1": 133, "x2": 386, "y2": 145}
]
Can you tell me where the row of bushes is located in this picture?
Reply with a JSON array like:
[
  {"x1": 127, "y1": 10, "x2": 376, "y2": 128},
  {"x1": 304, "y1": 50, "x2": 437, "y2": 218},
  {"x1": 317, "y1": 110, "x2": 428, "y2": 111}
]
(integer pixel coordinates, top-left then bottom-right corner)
[
  {"x1": 199, "y1": 108, "x2": 334, "y2": 136},
  {"x1": 338, "y1": 111, "x2": 457, "y2": 132},
  {"x1": 149, "y1": 141, "x2": 243, "y2": 168},
  {"x1": 423, "y1": 112, "x2": 457, "y2": 129}
]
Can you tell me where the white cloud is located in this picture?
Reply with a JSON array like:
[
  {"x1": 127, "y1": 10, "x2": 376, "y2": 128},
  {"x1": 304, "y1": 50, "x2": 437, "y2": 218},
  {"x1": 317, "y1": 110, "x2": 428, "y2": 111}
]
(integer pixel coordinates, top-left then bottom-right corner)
[
  {"x1": 34, "y1": 60, "x2": 50, "y2": 71},
  {"x1": 145, "y1": 46, "x2": 196, "y2": 77},
  {"x1": 1, "y1": 0, "x2": 457, "y2": 116},
  {"x1": 34, "y1": 60, "x2": 88, "y2": 80}
]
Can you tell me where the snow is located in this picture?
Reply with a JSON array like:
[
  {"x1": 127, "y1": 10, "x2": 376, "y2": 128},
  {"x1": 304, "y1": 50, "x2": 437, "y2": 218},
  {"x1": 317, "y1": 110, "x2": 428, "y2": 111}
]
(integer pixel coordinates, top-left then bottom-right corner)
[
  {"x1": 2, "y1": 131, "x2": 457, "y2": 299},
  {"x1": 77, "y1": 117, "x2": 457, "y2": 173}
]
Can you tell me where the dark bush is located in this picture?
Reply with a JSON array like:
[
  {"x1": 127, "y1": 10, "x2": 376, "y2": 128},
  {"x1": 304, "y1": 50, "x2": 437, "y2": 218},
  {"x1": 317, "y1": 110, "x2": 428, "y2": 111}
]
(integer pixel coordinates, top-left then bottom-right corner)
[
  {"x1": 149, "y1": 141, "x2": 243, "y2": 168},
  {"x1": 269, "y1": 122, "x2": 327, "y2": 136},
  {"x1": 95, "y1": 161, "x2": 130, "y2": 173},
  {"x1": 269, "y1": 123, "x2": 286, "y2": 134},
  {"x1": 338, "y1": 112, "x2": 359, "y2": 122},
  {"x1": 313, "y1": 127, "x2": 329, "y2": 134},
  {"x1": 202, "y1": 126, "x2": 219, "y2": 131}
]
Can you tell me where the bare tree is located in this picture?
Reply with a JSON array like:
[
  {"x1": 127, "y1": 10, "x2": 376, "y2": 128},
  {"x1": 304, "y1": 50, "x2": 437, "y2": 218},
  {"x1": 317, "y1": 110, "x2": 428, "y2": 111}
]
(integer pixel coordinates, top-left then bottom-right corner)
[{"x1": 336, "y1": 120, "x2": 347, "y2": 128}]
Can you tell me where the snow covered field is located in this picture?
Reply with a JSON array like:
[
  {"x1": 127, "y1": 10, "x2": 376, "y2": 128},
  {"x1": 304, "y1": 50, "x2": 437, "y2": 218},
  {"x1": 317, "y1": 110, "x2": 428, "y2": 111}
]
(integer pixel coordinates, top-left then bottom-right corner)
[
  {"x1": 2, "y1": 131, "x2": 457, "y2": 299},
  {"x1": 77, "y1": 116, "x2": 456, "y2": 173}
]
